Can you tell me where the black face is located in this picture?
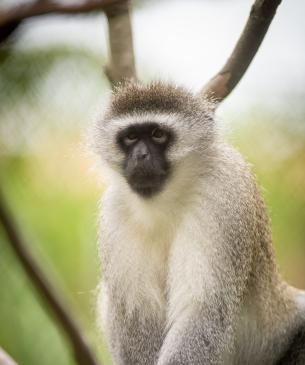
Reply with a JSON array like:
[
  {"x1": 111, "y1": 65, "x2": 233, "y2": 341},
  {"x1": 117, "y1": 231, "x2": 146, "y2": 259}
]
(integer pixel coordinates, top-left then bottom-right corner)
[{"x1": 116, "y1": 122, "x2": 174, "y2": 198}]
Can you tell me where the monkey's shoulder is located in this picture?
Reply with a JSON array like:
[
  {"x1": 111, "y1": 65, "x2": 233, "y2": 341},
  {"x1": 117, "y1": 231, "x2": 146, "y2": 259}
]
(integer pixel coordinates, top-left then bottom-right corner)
[
  {"x1": 199, "y1": 143, "x2": 264, "y2": 211},
  {"x1": 210, "y1": 143, "x2": 256, "y2": 188}
]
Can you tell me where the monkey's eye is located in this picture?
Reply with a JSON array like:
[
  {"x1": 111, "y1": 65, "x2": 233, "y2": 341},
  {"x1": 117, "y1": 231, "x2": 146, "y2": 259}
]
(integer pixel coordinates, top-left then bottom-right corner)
[
  {"x1": 124, "y1": 132, "x2": 138, "y2": 145},
  {"x1": 151, "y1": 128, "x2": 167, "y2": 144}
]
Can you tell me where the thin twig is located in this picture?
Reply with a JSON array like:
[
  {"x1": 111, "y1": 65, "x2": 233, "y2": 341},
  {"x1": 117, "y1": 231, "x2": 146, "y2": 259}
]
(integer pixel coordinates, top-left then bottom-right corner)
[
  {"x1": 201, "y1": 0, "x2": 282, "y2": 104},
  {"x1": 104, "y1": 1, "x2": 136, "y2": 86},
  {"x1": 0, "y1": 192, "x2": 101, "y2": 365},
  {"x1": 0, "y1": 0, "x2": 125, "y2": 28}
]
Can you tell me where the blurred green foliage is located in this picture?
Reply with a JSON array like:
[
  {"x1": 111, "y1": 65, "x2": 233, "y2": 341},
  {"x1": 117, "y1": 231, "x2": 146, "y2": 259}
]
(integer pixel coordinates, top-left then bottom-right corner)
[
  {"x1": 0, "y1": 45, "x2": 305, "y2": 365},
  {"x1": 0, "y1": 46, "x2": 111, "y2": 364},
  {"x1": 0, "y1": 47, "x2": 104, "y2": 107},
  {"x1": 0, "y1": 151, "x2": 111, "y2": 365}
]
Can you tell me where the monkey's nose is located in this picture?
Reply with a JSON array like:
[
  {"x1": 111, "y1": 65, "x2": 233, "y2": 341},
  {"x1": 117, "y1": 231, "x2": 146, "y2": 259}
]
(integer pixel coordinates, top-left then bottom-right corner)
[
  {"x1": 134, "y1": 141, "x2": 150, "y2": 161},
  {"x1": 137, "y1": 150, "x2": 149, "y2": 160}
]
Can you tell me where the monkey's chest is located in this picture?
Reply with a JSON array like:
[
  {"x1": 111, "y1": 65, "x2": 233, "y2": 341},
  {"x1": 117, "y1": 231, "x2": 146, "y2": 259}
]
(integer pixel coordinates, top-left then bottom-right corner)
[{"x1": 109, "y1": 232, "x2": 170, "y2": 316}]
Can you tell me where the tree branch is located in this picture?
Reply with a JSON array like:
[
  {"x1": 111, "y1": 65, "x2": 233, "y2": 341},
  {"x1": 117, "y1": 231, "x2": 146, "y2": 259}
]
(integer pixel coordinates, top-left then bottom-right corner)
[
  {"x1": 104, "y1": 1, "x2": 136, "y2": 86},
  {"x1": 0, "y1": 192, "x2": 101, "y2": 365},
  {"x1": 0, "y1": 348, "x2": 19, "y2": 365},
  {"x1": 0, "y1": 0, "x2": 125, "y2": 28},
  {"x1": 0, "y1": 0, "x2": 136, "y2": 85},
  {"x1": 201, "y1": 0, "x2": 282, "y2": 104}
]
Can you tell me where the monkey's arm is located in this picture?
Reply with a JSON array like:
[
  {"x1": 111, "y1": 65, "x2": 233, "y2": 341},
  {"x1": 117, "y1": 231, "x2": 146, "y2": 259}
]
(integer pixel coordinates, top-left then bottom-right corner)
[
  {"x1": 156, "y1": 261, "x2": 250, "y2": 365},
  {"x1": 157, "y1": 164, "x2": 258, "y2": 365},
  {"x1": 99, "y1": 287, "x2": 164, "y2": 365},
  {"x1": 157, "y1": 254, "x2": 251, "y2": 364},
  {"x1": 97, "y1": 191, "x2": 165, "y2": 365}
]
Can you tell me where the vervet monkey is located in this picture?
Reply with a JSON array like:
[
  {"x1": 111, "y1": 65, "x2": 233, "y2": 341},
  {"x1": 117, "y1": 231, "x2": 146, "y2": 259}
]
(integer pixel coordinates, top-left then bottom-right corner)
[{"x1": 94, "y1": 82, "x2": 305, "y2": 365}]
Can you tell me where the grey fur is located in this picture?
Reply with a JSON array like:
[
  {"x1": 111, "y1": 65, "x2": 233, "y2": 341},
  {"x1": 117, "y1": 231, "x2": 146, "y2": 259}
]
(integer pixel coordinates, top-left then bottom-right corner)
[{"x1": 94, "y1": 81, "x2": 305, "y2": 365}]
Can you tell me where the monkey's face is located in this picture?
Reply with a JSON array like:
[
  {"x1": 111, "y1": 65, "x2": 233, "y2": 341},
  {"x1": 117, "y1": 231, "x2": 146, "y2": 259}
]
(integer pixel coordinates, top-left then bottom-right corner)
[
  {"x1": 116, "y1": 122, "x2": 174, "y2": 198},
  {"x1": 93, "y1": 82, "x2": 216, "y2": 197}
]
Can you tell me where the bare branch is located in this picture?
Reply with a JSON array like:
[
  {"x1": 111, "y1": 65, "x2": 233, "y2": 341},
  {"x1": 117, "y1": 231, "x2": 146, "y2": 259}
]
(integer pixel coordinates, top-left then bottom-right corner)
[
  {"x1": 0, "y1": 0, "x2": 126, "y2": 28},
  {"x1": 0, "y1": 0, "x2": 136, "y2": 84},
  {"x1": 104, "y1": 1, "x2": 136, "y2": 86},
  {"x1": 0, "y1": 348, "x2": 19, "y2": 365},
  {"x1": 201, "y1": 0, "x2": 282, "y2": 104},
  {"x1": 0, "y1": 192, "x2": 101, "y2": 365}
]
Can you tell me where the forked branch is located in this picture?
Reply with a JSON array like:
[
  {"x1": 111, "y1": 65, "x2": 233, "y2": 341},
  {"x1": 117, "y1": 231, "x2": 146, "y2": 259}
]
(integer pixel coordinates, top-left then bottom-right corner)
[
  {"x1": 0, "y1": 193, "x2": 101, "y2": 365},
  {"x1": 201, "y1": 0, "x2": 282, "y2": 104},
  {"x1": 0, "y1": 0, "x2": 136, "y2": 86}
]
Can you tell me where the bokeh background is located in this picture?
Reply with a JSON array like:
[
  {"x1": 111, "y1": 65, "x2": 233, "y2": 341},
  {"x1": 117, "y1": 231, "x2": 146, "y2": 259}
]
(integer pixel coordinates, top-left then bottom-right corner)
[{"x1": 0, "y1": 0, "x2": 304, "y2": 364}]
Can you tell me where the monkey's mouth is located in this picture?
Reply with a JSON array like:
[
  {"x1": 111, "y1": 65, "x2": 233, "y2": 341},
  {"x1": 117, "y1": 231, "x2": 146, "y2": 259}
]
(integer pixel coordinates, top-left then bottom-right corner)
[{"x1": 127, "y1": 172, "x2": 167, "y2": 198}]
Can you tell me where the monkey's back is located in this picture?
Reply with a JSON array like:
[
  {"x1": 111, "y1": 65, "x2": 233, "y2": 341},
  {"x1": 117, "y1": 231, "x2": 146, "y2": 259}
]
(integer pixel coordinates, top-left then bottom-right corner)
[{"x1": 209, "y1": 143, "x2": 305, "y2": 364}]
